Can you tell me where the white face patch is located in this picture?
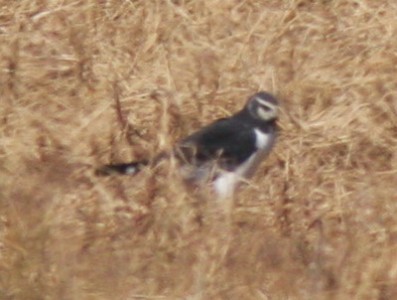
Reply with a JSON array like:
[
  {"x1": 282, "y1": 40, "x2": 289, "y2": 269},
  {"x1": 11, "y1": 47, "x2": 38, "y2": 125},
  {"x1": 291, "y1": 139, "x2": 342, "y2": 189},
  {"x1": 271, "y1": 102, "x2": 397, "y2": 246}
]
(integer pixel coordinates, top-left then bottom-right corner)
[
  {"x1": 255, "y1": 97, "x2": 278, "y2": 120},
  {"x1": 257, "y1": 107, "x2": 275, "y2": 120},
  {"x1": 256, "y1": 98, "x2": 276, "y2": 107}
]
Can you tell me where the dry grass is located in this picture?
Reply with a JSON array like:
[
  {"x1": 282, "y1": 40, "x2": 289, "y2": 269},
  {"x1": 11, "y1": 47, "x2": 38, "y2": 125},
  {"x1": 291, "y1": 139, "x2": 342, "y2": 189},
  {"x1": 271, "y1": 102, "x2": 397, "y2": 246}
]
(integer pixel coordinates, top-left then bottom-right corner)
[{"x1": 1, "y1": 0, "x2": 397, "y2": 299}]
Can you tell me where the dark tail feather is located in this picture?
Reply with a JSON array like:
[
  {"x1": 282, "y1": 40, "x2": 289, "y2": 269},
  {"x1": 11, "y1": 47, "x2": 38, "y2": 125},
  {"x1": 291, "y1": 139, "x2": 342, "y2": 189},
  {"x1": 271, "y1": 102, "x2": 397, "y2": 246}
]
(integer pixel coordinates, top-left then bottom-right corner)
[{"x1": 96, "y1": 160, "x2": 149, "y2": 176}]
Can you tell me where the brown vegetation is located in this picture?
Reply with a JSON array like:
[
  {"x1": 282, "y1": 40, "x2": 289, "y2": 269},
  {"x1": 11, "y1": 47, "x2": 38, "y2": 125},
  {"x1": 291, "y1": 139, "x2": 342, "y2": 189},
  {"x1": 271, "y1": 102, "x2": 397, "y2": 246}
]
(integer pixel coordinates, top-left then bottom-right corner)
[{"x1": 1, "y1": 0, "x2": 397, "y2": 299}]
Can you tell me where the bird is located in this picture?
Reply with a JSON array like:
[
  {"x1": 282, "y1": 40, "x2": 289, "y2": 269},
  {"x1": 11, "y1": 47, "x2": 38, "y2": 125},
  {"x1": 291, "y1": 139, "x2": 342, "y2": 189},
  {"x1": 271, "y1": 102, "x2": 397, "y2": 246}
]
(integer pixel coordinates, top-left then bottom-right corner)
[{"x1": 97, "y1": 91, "x2": 279, "y2": 198}]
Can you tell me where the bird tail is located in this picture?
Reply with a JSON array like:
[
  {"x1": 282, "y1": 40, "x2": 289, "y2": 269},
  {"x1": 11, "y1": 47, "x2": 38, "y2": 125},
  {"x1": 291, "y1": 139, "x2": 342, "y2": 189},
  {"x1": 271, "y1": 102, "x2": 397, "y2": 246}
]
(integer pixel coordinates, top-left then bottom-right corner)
[
  {"x1": 96, "y1": 151, "x2": 170, "y2": 176},
  {"x1": 96, "y1": 159, "x2": 149, "y2": 176}
]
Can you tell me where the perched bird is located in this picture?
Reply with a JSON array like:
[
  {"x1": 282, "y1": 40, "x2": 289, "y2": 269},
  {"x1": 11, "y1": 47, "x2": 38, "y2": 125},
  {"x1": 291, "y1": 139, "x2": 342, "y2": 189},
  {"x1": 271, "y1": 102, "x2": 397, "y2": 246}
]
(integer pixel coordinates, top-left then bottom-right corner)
[{"x1": 97, "y1": 92, "x2": 279, "y2": 198}]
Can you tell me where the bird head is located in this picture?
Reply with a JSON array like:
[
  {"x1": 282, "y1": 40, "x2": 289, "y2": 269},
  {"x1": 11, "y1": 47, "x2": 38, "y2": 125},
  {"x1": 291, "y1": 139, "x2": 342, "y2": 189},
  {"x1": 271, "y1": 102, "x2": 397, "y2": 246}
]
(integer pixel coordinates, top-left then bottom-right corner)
[{"x1": 246, "y1": 92, "x2": 279, "y2": 122}]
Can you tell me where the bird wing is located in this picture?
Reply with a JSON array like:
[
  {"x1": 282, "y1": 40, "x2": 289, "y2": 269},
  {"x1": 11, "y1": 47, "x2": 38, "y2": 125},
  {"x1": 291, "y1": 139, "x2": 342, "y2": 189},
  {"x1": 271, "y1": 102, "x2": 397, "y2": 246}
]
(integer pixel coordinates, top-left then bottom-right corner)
[{"x1": 176, "y1": 118, "x2": 257, "y2": 172}]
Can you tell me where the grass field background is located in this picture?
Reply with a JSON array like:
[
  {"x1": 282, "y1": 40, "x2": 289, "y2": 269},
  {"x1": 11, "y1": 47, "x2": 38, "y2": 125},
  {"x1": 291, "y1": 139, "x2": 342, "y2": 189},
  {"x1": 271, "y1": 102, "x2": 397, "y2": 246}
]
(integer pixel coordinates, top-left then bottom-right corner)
[{"x1": 1, "y1": 0, "x2": 397, "y2": 299}]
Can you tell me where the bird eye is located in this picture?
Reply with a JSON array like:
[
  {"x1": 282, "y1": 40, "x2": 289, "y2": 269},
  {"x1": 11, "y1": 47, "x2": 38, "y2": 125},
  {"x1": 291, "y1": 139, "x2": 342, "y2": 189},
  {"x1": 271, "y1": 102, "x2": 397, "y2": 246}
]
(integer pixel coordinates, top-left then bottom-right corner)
[{"x1": 260, "y1": 105, "x2": 271, "y2": 112}]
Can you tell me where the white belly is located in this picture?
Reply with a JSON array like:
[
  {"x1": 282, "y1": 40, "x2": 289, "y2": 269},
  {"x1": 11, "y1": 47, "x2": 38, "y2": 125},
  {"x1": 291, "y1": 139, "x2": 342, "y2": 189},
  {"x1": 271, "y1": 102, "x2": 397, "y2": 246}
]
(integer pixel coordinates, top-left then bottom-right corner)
[
  {"x1": 254, "y1": 128, "x2": 271, "y2": 149},
  {"x1": 213, "y1": 129, "x2": 274, "y2": 198},
  {"x1": 213, "y1": 151, "x2": 261, "y2": 198}
]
